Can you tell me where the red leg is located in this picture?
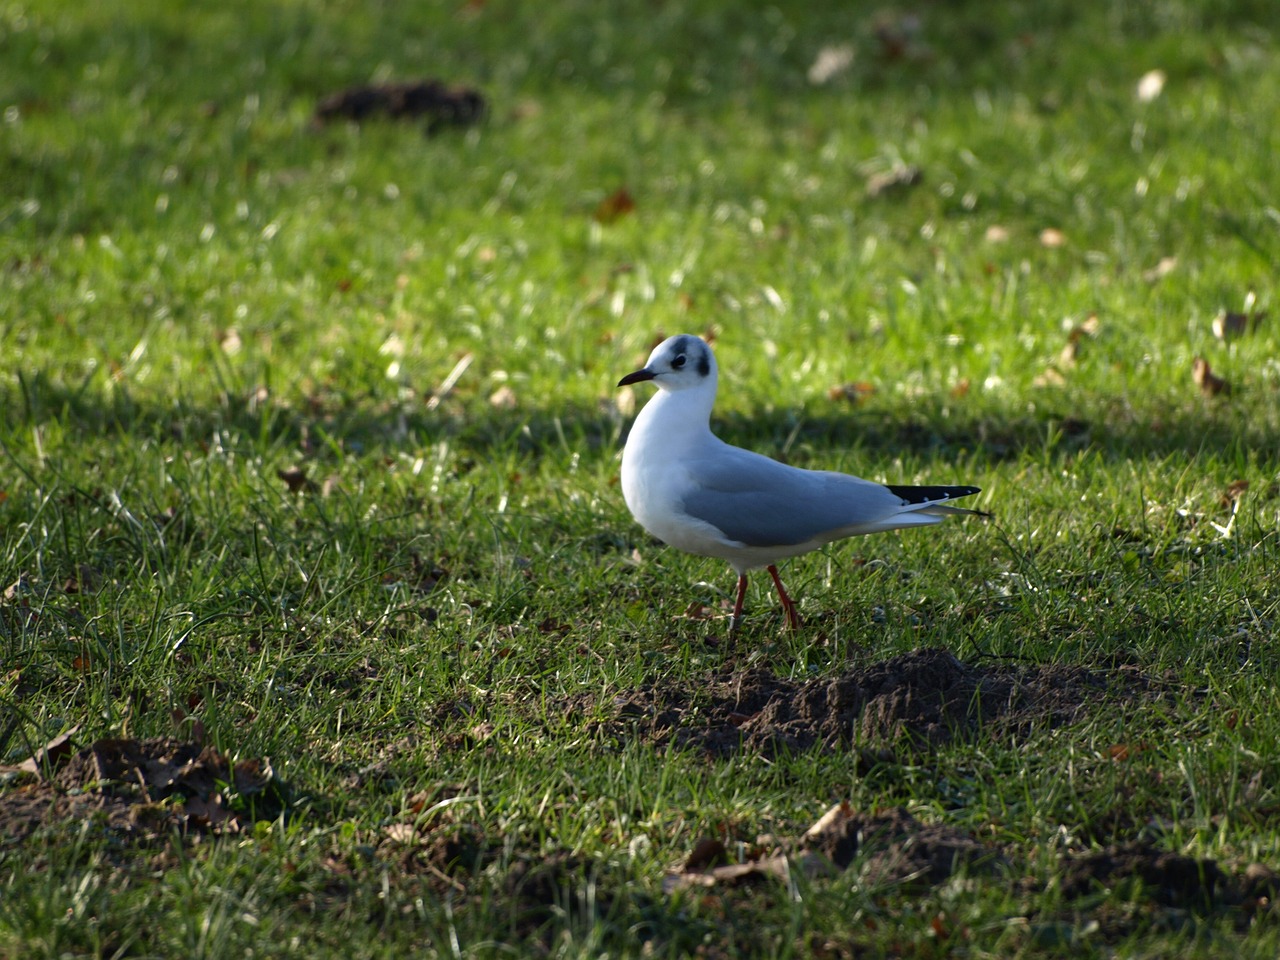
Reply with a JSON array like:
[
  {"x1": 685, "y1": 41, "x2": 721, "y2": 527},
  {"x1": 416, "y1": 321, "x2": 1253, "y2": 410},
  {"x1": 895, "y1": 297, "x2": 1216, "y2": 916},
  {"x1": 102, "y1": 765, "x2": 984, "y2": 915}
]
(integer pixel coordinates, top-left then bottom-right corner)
[
  {"x1": 730, "y1": 573, "x2": 748, "y2": 635},
  {"x1": 767, "y1": 564, "x2": 801, "y2": 629}
]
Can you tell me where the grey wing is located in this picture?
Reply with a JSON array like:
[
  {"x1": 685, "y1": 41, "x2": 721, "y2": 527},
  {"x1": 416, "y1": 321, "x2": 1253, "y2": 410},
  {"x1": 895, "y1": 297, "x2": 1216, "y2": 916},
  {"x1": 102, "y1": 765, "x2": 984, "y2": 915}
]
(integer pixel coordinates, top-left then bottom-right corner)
[{"x1": 679, "y1": 445, "x2": 901, "y2": 547}]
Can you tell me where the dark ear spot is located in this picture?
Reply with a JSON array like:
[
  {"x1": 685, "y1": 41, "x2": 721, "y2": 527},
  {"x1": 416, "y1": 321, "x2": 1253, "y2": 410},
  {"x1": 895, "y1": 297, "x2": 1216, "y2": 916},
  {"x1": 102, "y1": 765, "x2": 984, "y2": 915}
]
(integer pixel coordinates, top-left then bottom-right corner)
[{"x1": 696, "y1": 350, "x2": 710, "y2": 377}]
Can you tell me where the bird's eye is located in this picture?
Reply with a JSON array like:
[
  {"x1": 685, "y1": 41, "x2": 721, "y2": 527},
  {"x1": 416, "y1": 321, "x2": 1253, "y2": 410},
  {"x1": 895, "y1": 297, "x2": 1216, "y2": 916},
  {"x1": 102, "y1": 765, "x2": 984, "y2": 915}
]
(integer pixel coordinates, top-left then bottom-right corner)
[{"x1": 671, "y1": 354, "x2": 687, "y2": 369}]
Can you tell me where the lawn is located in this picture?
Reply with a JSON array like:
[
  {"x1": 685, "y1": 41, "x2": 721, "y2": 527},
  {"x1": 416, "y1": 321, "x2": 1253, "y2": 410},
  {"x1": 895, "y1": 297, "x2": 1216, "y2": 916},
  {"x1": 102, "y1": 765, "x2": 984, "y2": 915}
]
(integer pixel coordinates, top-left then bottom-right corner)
[{"x1": 2, "y1": 0, "x2": 1280, "y2": 956}]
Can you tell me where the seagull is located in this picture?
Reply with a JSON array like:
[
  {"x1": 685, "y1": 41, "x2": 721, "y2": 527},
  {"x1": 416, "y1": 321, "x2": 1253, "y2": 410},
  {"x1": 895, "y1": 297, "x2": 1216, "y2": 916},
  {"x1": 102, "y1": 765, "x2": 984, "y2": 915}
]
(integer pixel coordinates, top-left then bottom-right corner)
[{"x1": 617, "y1": 334, "x2": 985, "y2": 634}]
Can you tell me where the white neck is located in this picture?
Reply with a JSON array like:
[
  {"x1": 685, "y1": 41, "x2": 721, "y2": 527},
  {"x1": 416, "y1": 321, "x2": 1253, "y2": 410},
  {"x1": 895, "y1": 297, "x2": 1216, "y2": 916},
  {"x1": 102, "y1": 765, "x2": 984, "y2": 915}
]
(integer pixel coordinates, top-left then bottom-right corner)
[{"x1": 629, "y1": 381, "x2": 717, "y2": 458}]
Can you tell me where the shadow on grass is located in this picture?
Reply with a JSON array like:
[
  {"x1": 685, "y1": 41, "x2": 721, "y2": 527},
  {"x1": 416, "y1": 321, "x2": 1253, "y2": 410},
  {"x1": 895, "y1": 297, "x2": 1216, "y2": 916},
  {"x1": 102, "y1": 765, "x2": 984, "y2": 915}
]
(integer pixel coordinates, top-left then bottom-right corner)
[{"x1": 1, "y1": 373, "x2": 1267, "y2": 471}]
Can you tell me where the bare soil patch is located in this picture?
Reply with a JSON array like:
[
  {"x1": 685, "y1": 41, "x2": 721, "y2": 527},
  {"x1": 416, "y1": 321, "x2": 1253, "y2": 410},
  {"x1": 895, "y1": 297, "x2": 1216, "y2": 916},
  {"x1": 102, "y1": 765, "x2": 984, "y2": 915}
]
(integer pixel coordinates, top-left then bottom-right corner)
[
  {"x1": 564, "y1": 647, "x2": 1170, "y2": 756},
  {"x1": 0, "y1": 737, "x2": 282, "y2": 844}
]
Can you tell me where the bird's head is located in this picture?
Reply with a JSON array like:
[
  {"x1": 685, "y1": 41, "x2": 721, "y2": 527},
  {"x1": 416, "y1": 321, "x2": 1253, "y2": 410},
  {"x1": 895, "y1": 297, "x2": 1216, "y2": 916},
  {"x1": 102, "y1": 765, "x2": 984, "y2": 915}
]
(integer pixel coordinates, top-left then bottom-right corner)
[{"x1": 617, "y1": 334, "x2": 717, "y2": 393}]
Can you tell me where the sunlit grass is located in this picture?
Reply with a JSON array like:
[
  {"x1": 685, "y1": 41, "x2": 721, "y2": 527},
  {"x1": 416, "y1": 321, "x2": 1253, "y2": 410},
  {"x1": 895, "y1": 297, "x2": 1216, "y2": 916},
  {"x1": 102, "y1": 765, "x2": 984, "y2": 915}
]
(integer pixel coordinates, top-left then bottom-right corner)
[{"x1": 2, "y1": 0, "x2": 1280, "y2": 956}]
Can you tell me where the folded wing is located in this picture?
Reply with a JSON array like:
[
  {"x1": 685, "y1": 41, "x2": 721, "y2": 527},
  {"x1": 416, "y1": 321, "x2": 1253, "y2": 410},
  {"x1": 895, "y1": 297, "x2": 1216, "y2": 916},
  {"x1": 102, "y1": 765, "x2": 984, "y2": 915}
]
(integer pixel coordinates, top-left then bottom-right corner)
[{"x1": 680, "y1": 445, "x2": 982, "y2": 548}]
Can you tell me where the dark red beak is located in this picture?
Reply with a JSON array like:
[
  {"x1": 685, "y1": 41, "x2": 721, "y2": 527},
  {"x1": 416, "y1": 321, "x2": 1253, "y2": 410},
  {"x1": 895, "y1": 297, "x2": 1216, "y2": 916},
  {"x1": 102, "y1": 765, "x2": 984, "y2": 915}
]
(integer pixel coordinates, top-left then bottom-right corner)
[{"x1": 617, "y1": 368, "x2": 656, "y2": 387}]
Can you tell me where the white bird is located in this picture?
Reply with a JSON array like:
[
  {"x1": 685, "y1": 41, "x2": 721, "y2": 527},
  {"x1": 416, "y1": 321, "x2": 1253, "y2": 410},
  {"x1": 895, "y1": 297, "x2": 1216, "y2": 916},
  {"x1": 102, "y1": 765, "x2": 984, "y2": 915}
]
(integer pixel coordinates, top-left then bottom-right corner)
[{"x1": 617, "y1": 334, "x2": 985, "y2": 634}]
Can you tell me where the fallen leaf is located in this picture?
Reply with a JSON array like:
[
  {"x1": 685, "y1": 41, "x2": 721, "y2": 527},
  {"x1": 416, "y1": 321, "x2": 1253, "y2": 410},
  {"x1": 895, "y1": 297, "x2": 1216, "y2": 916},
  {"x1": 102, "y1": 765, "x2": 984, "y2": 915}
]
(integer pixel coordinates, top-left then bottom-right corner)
[
  {"x1": 1136, "y1": 69, "x2": 1166, "y2": 102},
  {"x1": 277, "y1": 466, "x2": 316, "y2": 493},
  {"x1": 1032, "y1": 367, "x2": 1067, "y2": 388},
  {"x1": 663, "y1": 856, "x2": 794, "y2": 893},
  {"x1": 949, "y1": 378, "x2": 971, "y2": 399},
  {"x1": 682, "y1": 601, "x2": 720, "y2": 621},
  {"x1": 828, "y1": 381, "x2": 876, "y2": 403},
  {"x1": 866, "y1": 165, "x2": 922, "y2": 199},
  {"x1": 1073, "y1": 313, "x2": 1101, "y2": 338},
  {"x1": 219, "y1": 328, "x2": 242, "y2": 354},
  {"x1": 18, "y1": 727, "x2": 81, "y2": 777},
  {"x1": 984, "y1": 225, "x2": 1009, "y2": 243},
  {"x1": 1212, "y1": 309, "x2": 1264, "y2": 341},
  {"x1": 685, "y1": 838, "x2": 729, "y2": 871},
  {"x1": 1038, "y1": 228, "x2": 1067, "y2": 248},
  {"x1": 1221, "y1": 480, "x2": 1249, "y2": 506},
  {"x1": 4, "y1": 575, "x2": 33, "y2": 601},
  {"x1": 1191, "y1": 356, "x2": 1229, "y2": 397},
  {"x1": 594, "y1": 187, "x2": 636, "y2": 224},
  {"x1": 233, "y1": 758, "x2": 273, "y2": 795},
  {"x1": 1142, "y1": 256, "x2": 1177, "y2": 282},
  {"x1": 873, "y1": 11, "x2": 928, "y2": 62},
  {"x1": 489, "y1": 385, "x2": 517, "y2": 409},
  {"x1": 184, "y1": 793, "x2": 236, "y2": 829},
  {"x1": 804, "y1": 801, "x2": 854, "y2": 840},
  {"x1": 384, "y1": 822, "x2": 419, "y2": 843},
  {"x1": 1107, "y1": 742, "x2": 1150, "y2": 761},
  {"x1": 807, "y1": 44, "x2": 855, "y2": 85}
]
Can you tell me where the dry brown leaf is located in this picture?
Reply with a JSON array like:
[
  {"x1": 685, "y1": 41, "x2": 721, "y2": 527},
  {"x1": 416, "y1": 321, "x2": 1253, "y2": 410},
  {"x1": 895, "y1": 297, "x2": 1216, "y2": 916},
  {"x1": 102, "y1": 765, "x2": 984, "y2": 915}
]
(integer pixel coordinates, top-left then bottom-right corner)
[
  {"x1": 233, "y1": 758, "x2": 273, "y2": 795},
  {"x1": 949, "y1": 378, "x2": 971, "y2": 399},
  {"x1": 1107, "y1": 742, "x2": 1150, "y2": 762},
  {"x1": 1032, "y1": 367, "x2": 1067, "y2": 388},
  {"x1": 18, "y1": 727, "x2": 80, "y2": 777},
  {"x1": 685, "y1": 838, "x2": 729, "y2": 872},
  {"x1": 1058, "y1": 340, "x2": 1079, "y2": 368},
  {"x1": 808, "y1": 44, "x2": 855, "y2": 85},
  {"x1": 489, "y1": 385, "x2": 518, "y2": 410},
  {"x1": 681, "y1": 601, "x2": 719, "y2": 621},
  {"x1": 1064, "y1": 316, "x2": 1105, "y2": 343},
  {"x1": 5, "y1": 575, "x2": 33, "y2": 601},
  {"x1": 865, "y1": 165, "x2": 922, "y2": 199},
  {"x1": 384, "y1": 822, "x2": 419, "y2": 844},
  {"x1": 1142, "y1": 256, "x2": 1177, "y2": 282},
  {"x1": 1191, "y1": 356, "x2": 1229, "y2": 397},
  {"x1": 809, "y1": 44, "x2": 854, "y2": 84},
  {"x1": 804, "y1": 801, "x2": 854, "y2": 840},
  {"x1": 184, "y1": 793, "x2": 236, "y2": 829},
  {"x1": 1212, "y1": 309, "x2": 1265, "y2": 341},
  {"x1": 594, "y1": 187, "x2": 636, "y2": 224},
  {"x1": 663, "y1": 855, "x2": 795, "y2": 893},
  {"x1": 828, "y1": 381, "x2": 876, "y2": 403},
  {"x1": 1221, "y1": 480, "x2": 1249, "y2": 506},
  {"x1": 277, "y1": 466, "x2": 316, "y2": 493},
  {"x1": 1038, "y1": 228, "x2": 1067, "y2": 248}
]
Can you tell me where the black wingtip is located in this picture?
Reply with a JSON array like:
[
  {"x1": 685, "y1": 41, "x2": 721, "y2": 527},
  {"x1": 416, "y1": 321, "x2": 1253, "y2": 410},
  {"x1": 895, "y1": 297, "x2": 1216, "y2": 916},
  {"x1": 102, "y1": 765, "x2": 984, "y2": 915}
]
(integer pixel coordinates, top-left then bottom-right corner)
[{"x1": 886, "y1": 484, "x2": 981, "y2": 505}]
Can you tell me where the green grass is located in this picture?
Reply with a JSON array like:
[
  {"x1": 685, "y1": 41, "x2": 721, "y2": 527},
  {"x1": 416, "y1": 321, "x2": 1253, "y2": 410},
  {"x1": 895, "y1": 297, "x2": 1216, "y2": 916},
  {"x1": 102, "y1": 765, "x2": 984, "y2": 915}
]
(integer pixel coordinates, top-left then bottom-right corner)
[{"x1": 3, "y1": 0, "x2": 1280, "y2": 956}]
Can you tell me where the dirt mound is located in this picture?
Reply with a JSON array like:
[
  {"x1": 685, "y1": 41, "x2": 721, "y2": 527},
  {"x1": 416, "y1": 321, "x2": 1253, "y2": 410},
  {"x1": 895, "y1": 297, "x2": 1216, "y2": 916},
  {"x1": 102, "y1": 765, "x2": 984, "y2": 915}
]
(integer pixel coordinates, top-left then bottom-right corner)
[
  {"x1": 1061, "y1": 841, "x2": 1224, "y2": 907},
  {"x1": 0, "y1": 737, "x2": 282, "y2": 843},
  {"x1": 571, "y1": 647, "x2": 1158, "y2": 756},
  {"x1": 314, "y1": 80, "x2": 485, "y2": 134}
]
